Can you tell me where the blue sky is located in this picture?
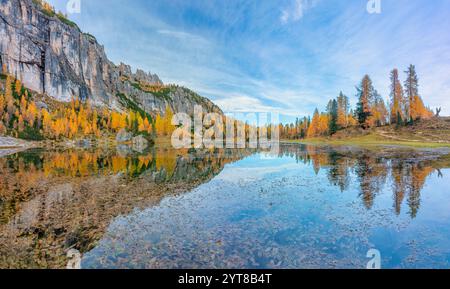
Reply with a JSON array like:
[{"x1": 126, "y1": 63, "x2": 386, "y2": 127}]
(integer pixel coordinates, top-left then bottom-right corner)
[{"x1": 49, "y1": 0, "x2": 450, "y2": 121}]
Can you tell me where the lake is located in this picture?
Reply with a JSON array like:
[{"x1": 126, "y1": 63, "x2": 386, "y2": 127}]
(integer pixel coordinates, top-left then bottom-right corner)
[{"x1": 1, "y1": 144, "x2": 449, "y2": 269}]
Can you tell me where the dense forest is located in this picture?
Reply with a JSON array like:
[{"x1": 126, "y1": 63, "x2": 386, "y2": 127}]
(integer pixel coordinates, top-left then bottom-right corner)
[
  {"x1": 280, "y1": 65, "x2": 435, "y2": 140},
  {"x1": 0, "y1": 65, "x2": 175, "y2": 141}
]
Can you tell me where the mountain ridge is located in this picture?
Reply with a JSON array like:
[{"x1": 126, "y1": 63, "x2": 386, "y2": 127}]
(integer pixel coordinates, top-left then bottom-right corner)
[{"x1": 0, "y1": 0, "x2": 222, "y2": 116}]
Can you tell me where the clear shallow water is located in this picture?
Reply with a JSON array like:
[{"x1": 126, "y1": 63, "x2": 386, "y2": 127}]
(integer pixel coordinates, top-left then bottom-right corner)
[
  {"x1": 82, "y1": 145, "x2": 450, "y2": 269},
  {"x1": 1, "y1": 144, "x2": 450, "y2": 268}
]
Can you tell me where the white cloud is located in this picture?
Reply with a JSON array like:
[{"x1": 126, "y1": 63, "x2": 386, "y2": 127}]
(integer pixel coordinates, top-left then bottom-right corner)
[
  {"x1": 280, "y1": 0, "x2": 317, "y2": 24},
  {"x1": 215, "y1": 95, "x2": 282, "y2": 114},
  {"x1": 157, "y1": 29, "x2": 208, "y2": 44},
  {"x1": 72, "y1": 0, "x2": 450, "y2": 118}
]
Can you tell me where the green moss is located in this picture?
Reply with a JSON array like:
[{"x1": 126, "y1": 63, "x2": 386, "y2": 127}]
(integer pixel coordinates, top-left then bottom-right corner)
[
  {"x1": 32, "y1": 0, "x2": 55, "y2": 17},
  {"x1": 116, "y1": 93, "x2": 153, "y2": 122},
  {"x1": 126, "y1": 80, "x2": 209, "y2": 106},
  {"x1": 41, "y1": 8, "x2": 55, "y2": 17},
  {"x1": 32, "y1": 1, "x2": 79, "y2": 30},
  {"x1": 130, "y1": 82, "x2": 142, "y2": 91},
  {"x1": 150, "y1": 87, "x2": 173, "y2": 101},
  {"x1": 128, "y1": 81, "x2": 173, "y2": 101},
  {"x1": 56, "y1": 13, "x2": 79, "y2": 29},
  {"x1": 84, "y1": 33, "x2": 97, "y2": 41},
  {"x1": 180, "y1": 87, "x2": 205, "y2": 104}
]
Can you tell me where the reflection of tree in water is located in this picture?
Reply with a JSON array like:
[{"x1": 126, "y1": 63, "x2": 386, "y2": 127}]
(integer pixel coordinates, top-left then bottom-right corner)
[
  {"x1": 0, "y1": 147, "x2": 253, "y2": 268},
  {"x1": 354, "y1": 154, "x2": 388, "y2": 209},
  {"x1": 0, "y1": 145, "x2": 447, "y2": 268},
  {"x1": 279, "y1": 144, "x2": 447, "y2": 217},
  {"x1": 327, "y1": 151, "x2": 350, "y2": 192},
  {"x1": 394, "y1": 162, "x2": 435, "y2": 218}
]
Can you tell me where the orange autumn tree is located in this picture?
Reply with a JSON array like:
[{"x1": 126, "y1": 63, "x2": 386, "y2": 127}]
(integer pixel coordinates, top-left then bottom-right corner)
[
  {"x1": 307, "y1": 109, "x2": 320, "y2": 138},
  {"x1": 110, "y1": 111, "x2": 128, "y2": 132},
  {"x1": 410, "y1": 95, "x2": 433, "y2": 120},
  {"x1": 337, "y1": 92, "x2": 350, "y2": 128},
  {"x1": 369, "y1": 92, "x2": 388, "y2": 127},
  {"x1": 355, "y1": 75, "x2": 375, "y2": 129},
  {"x1": 155, "y1": 105, "x2": 175, "y2": 137},
  {"x1": 404, "y1": 65, "x2": 433, "y2": 122},
  {"x1": 389, "y1": 69, "x2": 405, "y2": 124},
  {"x1": 318, "y1": 113, "x2": 330, "y2": 135},
  {"x1": 137, "y1": 113, "x2": 153, "y2": 134},
  {"x1": 0, "y1": 71, "x2": 156, "y2": 140},
  {"x1": 279, "y1": 65, "x2": 436, "y2": 140},
  {"x1": 40, "y1": 97, "x2": 103, "y2": 139},
  {"x1": 0, "y1": 91, "x2": 5, "y2": 128}
]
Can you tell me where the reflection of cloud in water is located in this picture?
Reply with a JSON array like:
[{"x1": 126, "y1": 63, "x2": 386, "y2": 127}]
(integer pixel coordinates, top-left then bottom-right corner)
[
  {"x1": 215, "y1": 162, "x2": 300, "y2": 183},
  {"x1": 81, "y1": 145, "x2": 450, "y2": 269}
]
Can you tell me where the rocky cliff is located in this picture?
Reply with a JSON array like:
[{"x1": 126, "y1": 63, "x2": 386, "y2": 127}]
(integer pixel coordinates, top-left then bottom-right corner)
[{"x1": 0, "y1": 0, "x2": 221, "y2": 115}]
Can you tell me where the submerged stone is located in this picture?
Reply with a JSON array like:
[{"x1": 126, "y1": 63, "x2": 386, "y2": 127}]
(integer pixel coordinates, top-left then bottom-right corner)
[
  {"x1": 132, "y1": 135, "x2": 149, "y2": 152},
  {"x1": 116, "y1": 129, "x2": 133, "y2": 143}
]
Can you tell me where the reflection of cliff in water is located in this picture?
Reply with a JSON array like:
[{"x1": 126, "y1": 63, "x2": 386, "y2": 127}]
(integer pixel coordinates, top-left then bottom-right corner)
[
  {"x1": 279, "y1": 144, "x2": 450, "y2": 218},
  {"x1": 0, "y1": 147, "x2": 254, "y2": 268}
]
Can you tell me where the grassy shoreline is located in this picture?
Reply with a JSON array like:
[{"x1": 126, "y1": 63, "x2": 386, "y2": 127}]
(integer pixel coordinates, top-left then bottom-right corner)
[{"x1": 282, "y1": 134, "x2": 450, "y2": 149}]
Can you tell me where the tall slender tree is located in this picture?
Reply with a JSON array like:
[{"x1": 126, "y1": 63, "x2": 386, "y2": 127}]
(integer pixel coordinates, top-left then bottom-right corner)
[
  {"x1": 337, "y1": 91, "x2": 350, "y2": 128},
  {"x1": 355, "y1": 75, "x2": 376, "y2": 129},
  {"x1": 389, "y1": 69, "x2": 405, "y2": 124},
  {"x1": 404, "y1": 64, "x2": 419, "y2": 122},
  {"x1": 327, "y1": 99, "x2": 338, "y2": 135},
  {"x1": 371, "y1": 91, "x2": 388, "y2": 127},
  {"x1": 307, "y1": 109, "x2": 320, "y2": 138}
]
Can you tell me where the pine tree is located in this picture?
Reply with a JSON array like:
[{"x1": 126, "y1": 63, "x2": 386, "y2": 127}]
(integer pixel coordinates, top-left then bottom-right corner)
[
  {"x1": 404, "y1": 64, "x2": 419, "y2": 122},
  {"x1": 0, "y1": 120, "x2": 6, "y2": 135},
  {"x1": 18, "y1": 115, "x2": 25, "y2": 132},
  {"x1": 355, "y1": 75, "x2": 376, "y2": 129},
  {"x1": 390, "y1": 69, "x2": 404, "y2": 124},
  {"x1": 144, "y1": 117, "x2": 152, "y2": 134},
  {"x1": 5, "y1": 75, "x2": 15, "y2": 118},
  {"x1": 25, "y1": 101, "x2": 38, "y2": 127},
  {"x1": 371, "y1": 91, "x2": 388, "y2": 127},
  {"x1": 92, "y1": 109, "x2": 99, "y2": 136},
  {"x1": 318, "y1": 113, "x2": 329, "y2": 135},
  {"x1": 403, "y1": 65, "x2": 433, "y2": 121},
  {"x1": 42, "y1": 108, "x2": 53, "y2": 137},
  {"x1": 154, "y1": 114, "x2": 162, "y2": 136},
  {"x1": 337, "y1": 91, "x2": 349, "y2": 128},
  {"x1": 307, "y1": 109, "x2": 320, "y2": 138},
  {"x1": 328, "y1": 99, "x2": 338, "y2": 135},
  {"x1": 0, "y1": 93, "x2": 5, "y2": 117},
  {"x1": 14, "y1": 79, "x2": 22, "y2": 97},
  {"x1": 163, "y1": 105, "x2": 174, "y2": 136}
]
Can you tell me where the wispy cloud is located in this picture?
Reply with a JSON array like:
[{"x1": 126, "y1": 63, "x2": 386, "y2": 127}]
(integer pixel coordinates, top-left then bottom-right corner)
[
  {"x1": 280, "y1": 0, "x2": 318, "y2": 24},
  {"x1": 54, "y1": 0, "x2": 450, "y2": 119},
  {"x1": 157, "y1": 29, "x2": 208, "y2": 43}
]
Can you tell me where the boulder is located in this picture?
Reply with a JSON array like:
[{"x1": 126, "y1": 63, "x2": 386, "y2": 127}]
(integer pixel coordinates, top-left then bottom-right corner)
[
  {"x1": 132, "y1": 135, "x2": 149, "y2": 152},
  {"x1": 116, "y1": 129, "x2": 133, "y2": 143}
]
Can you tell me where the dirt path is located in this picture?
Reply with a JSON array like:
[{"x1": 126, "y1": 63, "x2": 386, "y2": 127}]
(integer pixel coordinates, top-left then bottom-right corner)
[{"x1": 376, "y1": 131, "x2": 421, "y2": 142}]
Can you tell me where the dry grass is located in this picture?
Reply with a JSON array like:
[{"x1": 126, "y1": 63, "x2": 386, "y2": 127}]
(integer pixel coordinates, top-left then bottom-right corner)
[{"x1": 284, "y1": 117, "x2": 450, "y2": 149}]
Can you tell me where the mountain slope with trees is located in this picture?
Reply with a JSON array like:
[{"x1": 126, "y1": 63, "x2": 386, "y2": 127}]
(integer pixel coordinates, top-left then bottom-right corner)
[
  {"x1": 0, "y1": 67, "x2": 177, "y2": 144},
  {"x1": 0, "y1": 0, "x2": 221, "y2": 119}
]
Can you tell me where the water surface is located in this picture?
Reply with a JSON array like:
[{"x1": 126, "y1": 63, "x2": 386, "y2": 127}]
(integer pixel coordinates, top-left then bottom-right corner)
[{"x1": 1, "y1": 144, "x2": 449, "y2": 268}]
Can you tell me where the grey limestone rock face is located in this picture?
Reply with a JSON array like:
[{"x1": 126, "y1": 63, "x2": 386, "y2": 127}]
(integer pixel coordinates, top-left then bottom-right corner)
[{"x1": 0, "y1": 0, "x2": 222, "y2": 116}]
